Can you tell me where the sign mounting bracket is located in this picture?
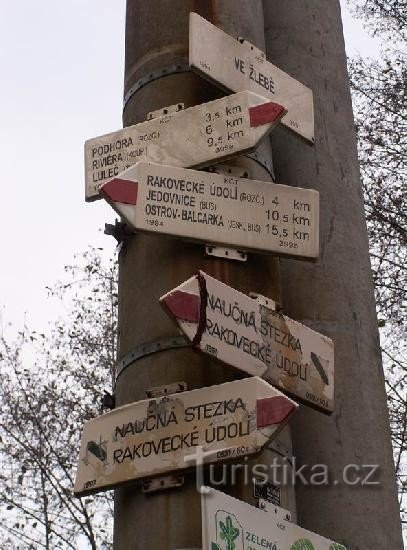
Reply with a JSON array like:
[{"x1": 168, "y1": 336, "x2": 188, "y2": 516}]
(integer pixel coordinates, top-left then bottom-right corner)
[
  {"x1": 147, "y1": 102, "x2": 185, "y2": 120},
  {"x1": 249, "y1": 292, "x2": 281, "y2": 312},
  {"x1": 205, "y1": 245, "x2": 247, "y2": 261},
  {"x1": 236, "y1": 36, "x2": 266, "y2": 61},
  {"x1": 258, "y1": 499, "x2": 292, "y2": 522}
]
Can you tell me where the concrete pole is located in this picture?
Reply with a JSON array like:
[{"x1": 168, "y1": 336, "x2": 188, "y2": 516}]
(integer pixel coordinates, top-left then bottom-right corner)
[
  {"x1": 114, "y1": 1, "x2": 295, "y2": 548},
  {"x1": 263, "y1": 1, "x2": 403, "y2": 548}
]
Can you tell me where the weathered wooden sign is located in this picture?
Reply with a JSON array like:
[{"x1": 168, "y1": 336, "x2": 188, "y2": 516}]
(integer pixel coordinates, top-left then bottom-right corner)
[
  {"x1": 85, "y1": 90, "x2": 286, "y2": 201},
  {"x1": 160, "y1": 272, "x2": 334, "y2": 413},
  {"x1": 101, "y1": 162, "x2": 319, "y2": 260},
  {"x1": 202, "y1": 488, "x2": 346, "y2": 550},
  {"x1": 74, "y1": 377, "x2": 297, "y2": 496},
  {"x1": 189, "y1": 12, "x2": 314, "y2": 143}
]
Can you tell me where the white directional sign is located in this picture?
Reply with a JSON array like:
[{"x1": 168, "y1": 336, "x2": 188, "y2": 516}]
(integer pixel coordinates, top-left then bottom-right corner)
[
  {"x1": 160, "y1": 272, "x2": 334, "y2": 413},
  {"x1": 202, "y1": 488, "x2": 346, "y2": 550},
  {"x1": 101, "y1": 162, "x2": 319, "y2": 260},
  {"x1": 74, "y1": 377, "x2": 297, "y2": 496},
  {"x1": 189, "y1": 12, "x2": 314, "y2": 143},
  {"x1": 85, "y1": 90, "x2": 286, "y2": 201}
]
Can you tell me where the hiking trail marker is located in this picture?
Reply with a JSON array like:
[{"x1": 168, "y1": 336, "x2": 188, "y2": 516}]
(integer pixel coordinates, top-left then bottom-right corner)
[
  {"x1": 202, "y1": 488, "x2": 346, "y2": 550},
  {"x1": 189, "y1": 12, "x2": 314, "y2": 143},
  {"x1": 101, "y1": 162, "x2": 319, "y2": 260},
  {"x1": 74, "y1": 377, "x2": 297, "y2": 497},
  {"x1": 85, "y1": 90, "x2": 286, "y2": 201},
  {"x1": 160, "y1": 271, "x2": 334, "y2": 413}
]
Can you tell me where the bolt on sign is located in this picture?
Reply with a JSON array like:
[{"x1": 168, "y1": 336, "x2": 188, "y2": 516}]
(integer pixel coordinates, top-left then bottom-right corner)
[
  {"x1": 189, "y1": 12, "x2": 314, "y2": 143},
  {"x1": 101, "y1": 162, "x2": 319, "y2": 260},
  {"x1": 160, "y1": 272, "x2": 334, "y2": 414},
  {"x1": 74, "y1": 377, "x2": 297, "y2": 497},
  {"x1": 202, "y1": 488, "x2": 346, "y2": 550},
  {"x1": 85, "y1": 90, "x2": 286, "y2": 201}
]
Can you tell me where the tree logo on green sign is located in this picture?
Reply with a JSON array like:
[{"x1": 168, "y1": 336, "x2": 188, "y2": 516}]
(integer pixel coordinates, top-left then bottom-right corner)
[
  {"x1": 290, "y1": 538, "x2": 346, "y2": 549},
  {"x1": 219, "y1": 515, "x2": 240, "y2": 550},
  {"x1": 291, "y1": 539, "x2": 315, "y2": 550},
  {"x1": 213, "y1": 510, "x2": 243, "y2": 550}
]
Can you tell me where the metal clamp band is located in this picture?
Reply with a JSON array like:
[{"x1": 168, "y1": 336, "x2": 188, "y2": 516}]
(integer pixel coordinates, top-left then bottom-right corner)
[
  {"x1": 115, "y1": 335, "x2": 191, "y2": 384},
  {"x1": 246, "y1": 150, "x2": 275, "y2": 180},
  {"x1": 123, "y1": 61, "x2": 190, "y2": 112}
]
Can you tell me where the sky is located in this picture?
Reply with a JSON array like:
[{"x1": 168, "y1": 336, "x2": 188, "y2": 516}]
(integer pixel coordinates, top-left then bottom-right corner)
[{"x1": 0, "y1": 0, "x2": 381, "y2": 337}]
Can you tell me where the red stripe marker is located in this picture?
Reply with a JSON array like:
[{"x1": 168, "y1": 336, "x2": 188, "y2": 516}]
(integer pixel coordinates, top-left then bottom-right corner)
[
  {"x1": 257, "y1": 396, "x2": 297, "y2": 428},
  {"x1": 101, "y1": 178, "x2": 138, "y2": 205},
  {"x1": 249, "y1": 102, "x2": 286, "y2": 128},
  {"x1": 161, "y1": 290, "x2": 201, "y2": 324}
]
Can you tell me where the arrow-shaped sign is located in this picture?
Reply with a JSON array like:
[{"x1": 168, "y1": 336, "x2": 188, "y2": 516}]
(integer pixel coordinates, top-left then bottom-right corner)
[
  {"x1": 160, "y1": 272, "x2": 334, "y2": 413},
  {"x1": 189, "y1": 12, "x2": 314, "y2": 143},
  {"x1": 101, "y1": 162, "x2": 319, "y2": 260},
  {"x1": 74, "y1": 377, "x2": 297, "y2": 497},
  {"x1": 202, "y1": 488, "x2": 346, "y2": 550},
  {"x1": 85, "y1": 90, "x2": 286, "y2": 201}
]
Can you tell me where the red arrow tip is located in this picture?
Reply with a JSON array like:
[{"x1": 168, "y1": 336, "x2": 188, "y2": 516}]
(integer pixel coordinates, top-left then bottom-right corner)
[
  {"x1": 161, "y1": 290, "x2": 201, "y2": 324},
  {"x1": 256, "y1": 396, "x2": 296, "y2": 428},
  {"x1": 249, "y1": 102, "x2": 287, "y2": 128},
  {"x1": 101, "y1": 178, "x2": 138, "y2": 205}
]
